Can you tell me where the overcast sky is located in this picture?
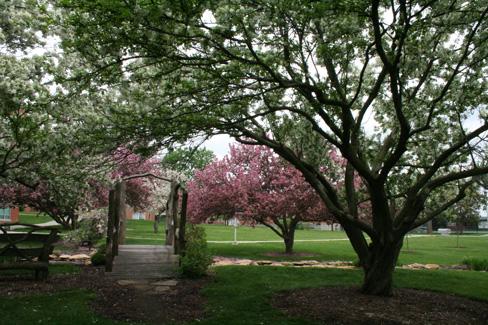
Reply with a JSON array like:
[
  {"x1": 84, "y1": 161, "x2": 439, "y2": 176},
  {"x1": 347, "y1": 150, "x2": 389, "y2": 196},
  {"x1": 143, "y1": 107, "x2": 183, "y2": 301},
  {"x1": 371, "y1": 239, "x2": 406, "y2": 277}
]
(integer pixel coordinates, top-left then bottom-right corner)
[{"x1": 202, "y1": 134, "x2": 234, "y2": 158}]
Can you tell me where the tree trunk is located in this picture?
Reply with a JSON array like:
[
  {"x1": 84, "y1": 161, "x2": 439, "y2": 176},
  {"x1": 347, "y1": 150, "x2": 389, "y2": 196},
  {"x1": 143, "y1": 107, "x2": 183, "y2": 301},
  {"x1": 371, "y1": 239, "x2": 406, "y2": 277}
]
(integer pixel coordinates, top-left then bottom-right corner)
[
  {"x1": 69, "y1": 215, "x2": 78, "y2": 230},
  {"x1": 283, "y1": 226, "x2": 296, "y2": 254},
  {"x1": 361, "y1": 239, "x2": 403, "y2": 296}
]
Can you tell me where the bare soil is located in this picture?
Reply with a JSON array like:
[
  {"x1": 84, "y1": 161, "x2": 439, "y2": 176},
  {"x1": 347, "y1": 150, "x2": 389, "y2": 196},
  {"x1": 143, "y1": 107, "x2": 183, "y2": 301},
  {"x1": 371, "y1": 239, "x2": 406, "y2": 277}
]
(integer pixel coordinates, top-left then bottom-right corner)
[
  {"x1": 0, "y1": 266, "x2": 208, "y2": 325},
  {"x1": 272, "y1": 286, "x2": 488, "y2": 324}
]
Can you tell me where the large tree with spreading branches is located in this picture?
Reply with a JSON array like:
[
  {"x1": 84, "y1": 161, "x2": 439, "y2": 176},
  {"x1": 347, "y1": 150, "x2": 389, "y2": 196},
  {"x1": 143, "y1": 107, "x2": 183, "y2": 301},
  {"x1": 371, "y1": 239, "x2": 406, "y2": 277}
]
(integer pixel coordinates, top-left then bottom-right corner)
[{"x1": 57, "y1": 0, "x2": 488, "y2": 295}]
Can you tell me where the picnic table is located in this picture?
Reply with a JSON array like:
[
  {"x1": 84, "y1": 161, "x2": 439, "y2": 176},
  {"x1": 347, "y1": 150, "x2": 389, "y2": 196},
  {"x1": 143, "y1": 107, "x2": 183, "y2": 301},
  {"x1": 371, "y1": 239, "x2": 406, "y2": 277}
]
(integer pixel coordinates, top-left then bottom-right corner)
[{"x1": 0, "y1": 223, "x2": 60, "y2": 279}]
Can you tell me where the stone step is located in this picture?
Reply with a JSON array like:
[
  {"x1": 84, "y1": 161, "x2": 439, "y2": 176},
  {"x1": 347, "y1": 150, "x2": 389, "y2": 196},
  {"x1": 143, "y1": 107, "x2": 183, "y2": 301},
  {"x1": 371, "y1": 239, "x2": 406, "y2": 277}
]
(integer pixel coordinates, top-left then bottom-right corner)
[
  {"x1": 107, "y1": 273, "x2": 175, "y2": 280},
  {"x1": 118, "y1": 245, "x2": 173, "y2": 251},
  {"x1": 115, "y1": 251, "x2": 177, "y2": 258}
]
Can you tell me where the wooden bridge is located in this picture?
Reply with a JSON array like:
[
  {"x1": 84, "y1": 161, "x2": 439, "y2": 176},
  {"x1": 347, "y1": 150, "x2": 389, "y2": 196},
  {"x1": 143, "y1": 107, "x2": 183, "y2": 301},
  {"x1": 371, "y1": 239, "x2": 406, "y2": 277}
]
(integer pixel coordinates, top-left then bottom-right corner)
[
  {"x1": 107, "y1": 245, "x2": 178, "y2": 280},
  {"x1": 104, "y1": 181, "x2": 187, "y2": 280}
]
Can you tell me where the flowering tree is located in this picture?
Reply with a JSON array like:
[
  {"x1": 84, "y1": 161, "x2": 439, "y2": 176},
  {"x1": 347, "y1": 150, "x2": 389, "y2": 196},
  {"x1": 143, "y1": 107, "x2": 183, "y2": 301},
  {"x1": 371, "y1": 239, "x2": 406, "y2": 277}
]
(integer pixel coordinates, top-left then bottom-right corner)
[
  {"x1": 0, "y1": 148, "x2": 160, "y2": 229},
  {"x1": 188, "y1": 144, "x2": 332, "y2": 253},
  {"x1": 58, "y1": 0, "x2": 488, "y2": 295}
]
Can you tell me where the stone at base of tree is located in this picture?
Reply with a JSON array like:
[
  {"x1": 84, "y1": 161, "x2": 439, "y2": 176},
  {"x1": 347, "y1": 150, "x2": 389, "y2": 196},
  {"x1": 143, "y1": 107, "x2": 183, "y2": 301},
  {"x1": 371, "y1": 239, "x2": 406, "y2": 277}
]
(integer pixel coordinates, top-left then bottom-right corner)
[
  {"x1": 292, "y1": 260, "x2": 320, "y2": 266},
  {"x1": 402, "y1": 263, "x2": 440, "y2": 270},
  {"x1": 212, "y1": 257, "x2": 467, "y2": 272}
]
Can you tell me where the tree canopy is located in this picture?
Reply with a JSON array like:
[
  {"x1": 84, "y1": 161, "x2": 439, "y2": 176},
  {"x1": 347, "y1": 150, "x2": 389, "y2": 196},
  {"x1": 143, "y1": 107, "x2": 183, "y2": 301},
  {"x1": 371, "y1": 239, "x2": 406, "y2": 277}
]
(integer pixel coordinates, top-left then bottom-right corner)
[
  {"x1": 3, "y1": 0, "x2": 486, "y2": 296},
  {"x1": 162, "y1": 147, "x2": 215, "y2": 179}
]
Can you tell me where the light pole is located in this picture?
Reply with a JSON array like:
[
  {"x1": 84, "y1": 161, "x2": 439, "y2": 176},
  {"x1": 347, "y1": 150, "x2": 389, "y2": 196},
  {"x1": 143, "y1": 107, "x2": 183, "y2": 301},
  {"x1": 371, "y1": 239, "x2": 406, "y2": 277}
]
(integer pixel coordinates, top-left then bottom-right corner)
[{"x1": 232, "y1": 211, "x2": 242, "y2": 245}]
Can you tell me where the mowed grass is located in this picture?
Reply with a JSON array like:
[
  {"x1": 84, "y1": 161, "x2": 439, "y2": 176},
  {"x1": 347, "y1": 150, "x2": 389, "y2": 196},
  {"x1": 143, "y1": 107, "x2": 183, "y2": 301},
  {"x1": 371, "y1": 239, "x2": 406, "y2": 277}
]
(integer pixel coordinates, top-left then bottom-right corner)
[
  {"x1": 124, "y1": 220, "x2": 345, "y2": 244},
  {"x1": 18, "y1": 212, "x2": 52, "y2": 224},
  {"x1": 1, "y1": 267, "x2": 487, "y2": 325},
  {"x1": 0, "y1": 290, "x2": 132, "y2": 325},
  {"x1": 124, "y1": 220, "x2": 488, "y2": 265}
]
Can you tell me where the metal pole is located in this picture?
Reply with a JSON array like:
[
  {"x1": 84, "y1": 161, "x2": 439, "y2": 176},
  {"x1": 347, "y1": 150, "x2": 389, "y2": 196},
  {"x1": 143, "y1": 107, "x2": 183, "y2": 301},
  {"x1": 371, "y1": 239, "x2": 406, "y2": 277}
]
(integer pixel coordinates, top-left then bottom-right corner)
[{"x1": 233, "y1": 225, "x2": 237, "y2": 245}]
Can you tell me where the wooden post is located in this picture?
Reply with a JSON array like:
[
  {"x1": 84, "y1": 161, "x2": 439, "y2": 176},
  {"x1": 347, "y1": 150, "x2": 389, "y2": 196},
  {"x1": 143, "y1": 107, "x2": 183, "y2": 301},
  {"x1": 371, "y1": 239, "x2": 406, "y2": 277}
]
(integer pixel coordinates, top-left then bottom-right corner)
[
  {"x1": 165, "y1": 181, "x2": 179, "y2": 246},
  {"x1": 116, "y1": 181, "x2": 127, "y2": 246},
  {"x1": 112, "y1": 200, "x2": 120, "y2": 257},
  {"x1": 105, "y1": 190, "x2": 116, "y2": 272},
  {"x1": 176, "y1": 190, "x2": 188, "y2": 255}
]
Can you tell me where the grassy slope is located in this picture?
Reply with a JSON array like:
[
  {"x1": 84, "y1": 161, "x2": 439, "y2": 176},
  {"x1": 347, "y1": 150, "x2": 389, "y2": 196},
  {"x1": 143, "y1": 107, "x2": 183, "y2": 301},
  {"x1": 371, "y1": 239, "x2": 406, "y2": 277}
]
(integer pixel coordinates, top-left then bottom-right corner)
[
  {"x1": 125, "y1": 220, "x2": 488, "y2": 265},
  {"x1": 1, "y1": 267, "x2": 487, "y2": 325}
]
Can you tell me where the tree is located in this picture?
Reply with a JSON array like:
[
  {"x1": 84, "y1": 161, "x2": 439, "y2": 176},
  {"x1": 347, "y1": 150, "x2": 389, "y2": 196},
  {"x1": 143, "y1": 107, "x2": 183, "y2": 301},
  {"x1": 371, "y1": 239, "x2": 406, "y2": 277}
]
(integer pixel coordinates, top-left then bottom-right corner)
[
  {"x1": 0, "y1": 148, "x2": 160, "y2": 229},
  {"x1": 188, "y1": 144, "x2": 332, "y2": 254},
  {"x1": 444, "y1": 186, "x2": 486, "y2": 233},
  {"x1": 59, "y1": 1, "x2": 488, "y2": 295},
  {"x1": 1, "y1": 0, "x2": 58, "y2": 185},
  {"x1": 162, "y1": 147, "x2": 215, "y2": 179}
]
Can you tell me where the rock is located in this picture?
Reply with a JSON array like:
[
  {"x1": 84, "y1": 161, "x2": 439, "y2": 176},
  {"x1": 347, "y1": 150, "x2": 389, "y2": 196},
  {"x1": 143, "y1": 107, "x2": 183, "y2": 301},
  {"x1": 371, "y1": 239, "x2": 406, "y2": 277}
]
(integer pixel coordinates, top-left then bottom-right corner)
[
  {"x1": 256, "y1": 260, "x2": 273, "y2": 266},
  {"x1": 154, "y1": 286, "x2": 171, "y2": 293},
  {"x1": 404, "y1": 263, "x2": 424, "y2": 269},
  {"x1": 49, "y1": 254, "x2": 58, "y2": 260},
  {"x1": 59, "y1": 254, "x2": 71, "y2": 260},
  {"x1": 117, "y1": 280, "x2": 148, "y2": 286},
  {"x1": 214, "y1": 260, "x2": 235, "y2": 266},
  {"x1": 292, "y1": 261, "x2": 316, "y2": 266},
  {"x1": 133, "y1": 284, "x2": 152, "y2": 291},
  {"x1": 68, "y1": 254, "x2": 90, "y2": 260},
  {"x1": 152, "y1": 280, "x2": 178, "y2": 286},
  {"x1": 270, "y1": 262, "x2": 283, "y2": 267},
  {"x1": 447, "y1": 264, "x2": 469, "y2": 270},
  {"x1": 424, "y1": 264, "x2": 440, "y2": 270}
]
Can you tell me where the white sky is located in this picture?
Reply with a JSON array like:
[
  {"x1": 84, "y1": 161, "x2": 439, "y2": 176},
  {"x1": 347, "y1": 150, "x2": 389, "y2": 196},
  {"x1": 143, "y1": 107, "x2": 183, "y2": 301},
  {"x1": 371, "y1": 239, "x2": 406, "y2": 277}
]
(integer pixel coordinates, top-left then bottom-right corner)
[{"x1": 202, "y1": 134, "x2": 234, "y2": 158}]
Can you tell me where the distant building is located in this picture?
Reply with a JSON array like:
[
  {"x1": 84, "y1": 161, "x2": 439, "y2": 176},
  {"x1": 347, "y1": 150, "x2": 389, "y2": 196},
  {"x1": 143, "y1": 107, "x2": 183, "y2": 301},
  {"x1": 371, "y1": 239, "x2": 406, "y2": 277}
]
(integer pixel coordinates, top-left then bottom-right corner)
[
  {"x1": 0, "y1": 207, "x2": 20, "y2": 223},
  {"x1": 480, "y1": 216, "x2": 488, "y2": 230},
  {"x1": 126, "y1": 206, "x2": 155, "y2": 221},
  {"x1": 309, "y1": 222, "x2": 342, "y2": 231}
]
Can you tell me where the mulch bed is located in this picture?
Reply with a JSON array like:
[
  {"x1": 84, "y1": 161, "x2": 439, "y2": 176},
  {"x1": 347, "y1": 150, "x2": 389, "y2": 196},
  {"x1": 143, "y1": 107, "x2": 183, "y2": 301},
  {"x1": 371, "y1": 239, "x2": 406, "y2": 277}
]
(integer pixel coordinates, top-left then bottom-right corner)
[
  {"x1": 0, "y1": 266, "x2": 208, "y2": 325},
  {"x1": 272, "y1": 286, "x2": 488, "y2": 324}
]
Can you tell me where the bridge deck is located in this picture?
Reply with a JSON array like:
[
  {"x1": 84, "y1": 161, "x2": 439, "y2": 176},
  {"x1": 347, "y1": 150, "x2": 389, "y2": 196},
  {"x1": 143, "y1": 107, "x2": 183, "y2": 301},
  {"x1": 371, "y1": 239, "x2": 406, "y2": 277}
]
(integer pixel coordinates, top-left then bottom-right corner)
[{"x1": 107, "y1": 245, "x2": 178, "y2": 280}]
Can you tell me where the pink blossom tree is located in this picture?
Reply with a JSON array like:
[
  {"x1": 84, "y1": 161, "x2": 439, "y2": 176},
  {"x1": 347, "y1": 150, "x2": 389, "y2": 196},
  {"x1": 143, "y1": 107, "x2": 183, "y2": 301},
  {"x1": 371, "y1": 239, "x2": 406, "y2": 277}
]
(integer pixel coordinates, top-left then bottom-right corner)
[
  {"x1": 0, "y1": 148, "x2": 160, "y2": 229},
  {"x1": 187, "y1": 144, "x2": 333, "y2": 254}
]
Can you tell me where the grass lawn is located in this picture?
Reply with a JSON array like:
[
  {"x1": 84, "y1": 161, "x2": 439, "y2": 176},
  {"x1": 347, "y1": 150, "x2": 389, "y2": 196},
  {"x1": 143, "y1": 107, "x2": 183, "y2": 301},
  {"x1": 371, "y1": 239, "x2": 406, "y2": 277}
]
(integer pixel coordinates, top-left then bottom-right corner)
[
  {"x1": 0, "y1": 290, "x2": 131, "y2": 325},
  {"x1": 18, "y1": 212, "x2": 53, "y2": 225},
  {"x1": 125, "y1": 220, "x2": 488, "y2": 265},
  {"x1": 1, "y1": 266, "x2": 487, "y2": 325},
  {"x1": 124, "y1": 220, "x2": 346, "y2": 245}
]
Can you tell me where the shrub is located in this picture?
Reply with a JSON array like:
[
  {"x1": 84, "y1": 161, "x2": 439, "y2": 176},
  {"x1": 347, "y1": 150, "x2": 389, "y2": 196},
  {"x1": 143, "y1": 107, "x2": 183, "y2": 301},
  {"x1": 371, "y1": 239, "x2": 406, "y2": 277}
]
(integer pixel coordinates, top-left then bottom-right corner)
[
  {"x1": 66, "y1": 210, "x2": 106, "y2": 243},
  {"x1": 91, "y1": 243, "x2": 106, "y2": 266},
  {"x1": 179, "y1": 225, "x2": 212, "y2": 278},
  {"x1": 462, "y1": 258, "x2": 488, "y2": 271}
]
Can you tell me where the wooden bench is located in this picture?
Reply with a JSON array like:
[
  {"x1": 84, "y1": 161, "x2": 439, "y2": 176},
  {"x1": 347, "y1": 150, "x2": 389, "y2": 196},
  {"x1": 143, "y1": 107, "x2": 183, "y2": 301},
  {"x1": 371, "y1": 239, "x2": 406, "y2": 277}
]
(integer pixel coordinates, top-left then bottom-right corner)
[{"x1": 0, "y1": 223, "x2": 60, "y2": 280}]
